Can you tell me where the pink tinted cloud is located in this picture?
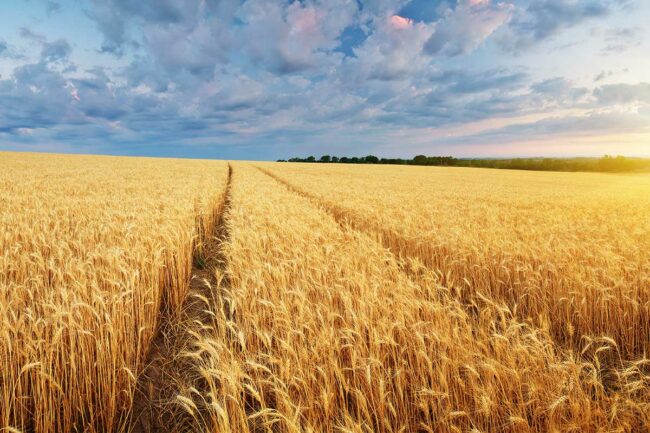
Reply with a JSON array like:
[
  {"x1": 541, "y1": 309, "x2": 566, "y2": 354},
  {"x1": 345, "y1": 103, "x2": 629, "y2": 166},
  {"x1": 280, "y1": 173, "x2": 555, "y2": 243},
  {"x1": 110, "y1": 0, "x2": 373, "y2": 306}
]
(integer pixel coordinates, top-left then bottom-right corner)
[{"x1": 390, "y1": 15, "x2": 413, "y2": 30}]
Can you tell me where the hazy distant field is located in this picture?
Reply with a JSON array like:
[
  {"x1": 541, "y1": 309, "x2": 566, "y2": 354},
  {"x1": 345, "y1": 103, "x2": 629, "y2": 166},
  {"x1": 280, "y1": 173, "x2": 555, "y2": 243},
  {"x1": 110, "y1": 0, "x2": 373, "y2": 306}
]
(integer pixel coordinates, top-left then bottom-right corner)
[{"x1": 2, "y1": 153, "x2": 650, "y2": 433}]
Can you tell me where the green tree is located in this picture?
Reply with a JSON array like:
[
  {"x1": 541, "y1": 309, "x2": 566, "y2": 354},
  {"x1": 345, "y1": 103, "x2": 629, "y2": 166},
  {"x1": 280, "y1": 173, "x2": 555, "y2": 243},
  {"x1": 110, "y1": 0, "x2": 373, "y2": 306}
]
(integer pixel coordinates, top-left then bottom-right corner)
[
  {"x1": 413, "y1": 155, "x2": 428, "y2": 165},
  {"x1": 365, "y1": 155, "x2": 379, "y2": 163}
]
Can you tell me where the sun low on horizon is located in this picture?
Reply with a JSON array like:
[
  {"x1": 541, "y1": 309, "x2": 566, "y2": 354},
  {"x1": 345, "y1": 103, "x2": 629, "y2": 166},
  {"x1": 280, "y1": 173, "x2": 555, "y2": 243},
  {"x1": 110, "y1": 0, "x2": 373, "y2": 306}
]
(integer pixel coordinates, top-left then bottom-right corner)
[{"x1": 0, "y1": 0, "x2": 649, "y2": 159}]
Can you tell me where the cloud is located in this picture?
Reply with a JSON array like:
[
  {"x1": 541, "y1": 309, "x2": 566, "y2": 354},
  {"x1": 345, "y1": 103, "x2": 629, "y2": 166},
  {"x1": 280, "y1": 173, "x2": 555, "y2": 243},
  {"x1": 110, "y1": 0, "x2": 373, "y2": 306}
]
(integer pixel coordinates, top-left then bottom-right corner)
[
  {"x1": 0, "y1": 62, "x2": 78, "y2": 134},
  {"x1": 594, "y1": 83, "x2": 650, "y2": 105},
  {"x1": 46, "y1": 1, "x2": 61, "y2": 15},
  {"x1": 88, "y1": 0, "x2": 357, "y2": 77},
  {"x1": 18, "y1": 27, "x2": 71, "y2": 63},
  {"x1": 19, "y1": 27, "x2": 46, "y2": 42},
  {"x1": 85, "y1": 0, "x2": 203, "y2": 54},
  {"x1": 0, "y1": 39, "x2": 25, "y2": 62},
  {"x1": 398, "y1": 0, "x2": 451, "y2": 22},
  {"x1": 510, "y1": 111, "x2": 649, "y2": 137},
  {"x1": 40, "y1": 39, "x2": 71, "y2": 63},
  {"x1": 498, "y1": 0, "x2": 618, "y2": 52},
  {"x1": 600, "y1": 27, "x2": 644, "y2": 53},
  {"x1": 422, "y1": 109, "x2": 650, "y2": 154},
  {"x1": 345, "y1": 14, "x2": 434, "y2": 81},
  {"x1": 529, "y1": 77, "x2": 591, "y2": 110},
  {"x1": 432, "y1": 68, "x2": 529, "y2": 94},
  {"x1": 594, "y1": 70, "x2": 613, "y2": 82},
  {"x1": 1, "y1": 0, "x2": 649, "y2": 158},
  {"x1": 237, "y1": 0, "x2": 356, "y2": 74},
  {"x1": 424, "y1": 0, "x2": 513, "y2": 56}
]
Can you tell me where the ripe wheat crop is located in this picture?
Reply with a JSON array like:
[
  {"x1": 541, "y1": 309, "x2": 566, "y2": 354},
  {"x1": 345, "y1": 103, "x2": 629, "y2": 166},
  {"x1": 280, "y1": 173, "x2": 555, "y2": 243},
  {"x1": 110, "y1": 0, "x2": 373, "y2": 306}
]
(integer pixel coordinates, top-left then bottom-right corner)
[
  {"x1": 0, "y1": 152, "x2": 229, "y2": 433},
  {"x1": 173, "y1": 164, "x2": 649, "y2": 433},
  {"x1": 260, "y1": 163, "x2": 650, "y2": 359},
  {"x1": 1, "y1": 154, "x2": 649, "y2": 433}
]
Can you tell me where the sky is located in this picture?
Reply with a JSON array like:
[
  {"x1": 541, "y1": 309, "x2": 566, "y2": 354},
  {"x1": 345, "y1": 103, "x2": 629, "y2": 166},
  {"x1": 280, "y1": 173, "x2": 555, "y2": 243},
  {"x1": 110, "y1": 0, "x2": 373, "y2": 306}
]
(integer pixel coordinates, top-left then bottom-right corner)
[{"x1": 0, "y1": 0, "x2": 649, "y2": 160}]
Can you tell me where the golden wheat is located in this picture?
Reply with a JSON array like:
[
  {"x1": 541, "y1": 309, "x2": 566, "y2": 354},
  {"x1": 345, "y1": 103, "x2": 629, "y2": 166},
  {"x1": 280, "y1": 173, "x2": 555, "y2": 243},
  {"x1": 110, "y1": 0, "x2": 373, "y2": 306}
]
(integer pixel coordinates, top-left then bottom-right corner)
[
  {"x1": 174, "y1": 164, "x2": 649, "y2": 433},
  {"x1": 2, "y1": 154, "x2": 649, "y2": 433},
  {"x1": 259, "y1": 163, "x2": 650, "y2": 358},
  {"x1": 0, "y1": 152, "x2": 229, "y2": 433}
]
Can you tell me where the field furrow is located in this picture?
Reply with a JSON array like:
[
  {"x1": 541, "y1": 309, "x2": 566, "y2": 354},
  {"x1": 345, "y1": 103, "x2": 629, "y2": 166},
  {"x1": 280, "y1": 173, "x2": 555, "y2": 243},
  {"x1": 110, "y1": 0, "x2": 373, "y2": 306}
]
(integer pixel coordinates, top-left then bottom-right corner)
[
  {"x1": 129, "y1": 163, "x2": 234, "y2": 433},
  {"x1": 0, "y1": 153, "x2": 230, "y2": 433}
]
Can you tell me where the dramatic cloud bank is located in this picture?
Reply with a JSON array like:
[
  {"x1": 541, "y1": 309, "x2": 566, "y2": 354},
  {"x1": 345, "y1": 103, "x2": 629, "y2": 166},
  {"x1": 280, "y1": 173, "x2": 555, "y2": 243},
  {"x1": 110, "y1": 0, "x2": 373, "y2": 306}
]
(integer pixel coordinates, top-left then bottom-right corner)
[{"x1": 0, "y1": 0, "x2": 648, "y2": 158}]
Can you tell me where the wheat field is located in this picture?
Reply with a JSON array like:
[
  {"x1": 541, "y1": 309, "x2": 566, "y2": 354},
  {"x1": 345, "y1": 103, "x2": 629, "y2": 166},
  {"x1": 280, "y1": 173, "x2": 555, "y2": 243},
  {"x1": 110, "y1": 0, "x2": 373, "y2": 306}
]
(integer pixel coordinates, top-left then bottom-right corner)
[
  {"x1": 0, "y1": 152, "x2": 229, "y2": 433},
  {"x1": 1, "y1": 153, "x2": 649, "y2": 433}
]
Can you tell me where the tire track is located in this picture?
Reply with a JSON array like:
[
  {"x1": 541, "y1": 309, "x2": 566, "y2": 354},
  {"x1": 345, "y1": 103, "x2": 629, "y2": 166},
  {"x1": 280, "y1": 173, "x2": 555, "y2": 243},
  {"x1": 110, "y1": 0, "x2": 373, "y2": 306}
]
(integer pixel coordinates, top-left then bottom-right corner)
[
  {"x1": 255, "y1": 166, "x2": 440, "y2": 286},
  {"x1": 254, "y1": 165, "x2": 643, "y2": 382},
  {"x1": 129, "y1": 163, "x2": 233, "y2": 433}
]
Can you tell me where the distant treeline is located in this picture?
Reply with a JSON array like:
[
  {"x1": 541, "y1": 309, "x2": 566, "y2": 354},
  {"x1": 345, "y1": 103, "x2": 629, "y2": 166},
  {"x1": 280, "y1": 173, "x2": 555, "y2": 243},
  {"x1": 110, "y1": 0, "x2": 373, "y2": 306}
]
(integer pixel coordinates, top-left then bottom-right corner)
[{"x1": 277, "y1": 154, "x2": 650, "y2": 173}]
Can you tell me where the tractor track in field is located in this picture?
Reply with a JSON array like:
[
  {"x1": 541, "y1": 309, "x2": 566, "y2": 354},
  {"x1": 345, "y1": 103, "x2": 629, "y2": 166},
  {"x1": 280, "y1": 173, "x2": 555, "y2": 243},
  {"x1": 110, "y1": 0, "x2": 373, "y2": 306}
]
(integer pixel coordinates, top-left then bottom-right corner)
[
  {"x1": 129, "y1": 163, "x2": 233, "y2": 433},
  {"x1": 254, "y1": 166, "x2": 643, "y2": 383},
  {"x1": 254, "y1": 166, "x2": 434, "y2": 284},
  {"x1": 254, "y1": 166, "x2": 561, "y2": 323},
  {"x1": 256, "y1": 166, "x2": 565, "y2": 332}
]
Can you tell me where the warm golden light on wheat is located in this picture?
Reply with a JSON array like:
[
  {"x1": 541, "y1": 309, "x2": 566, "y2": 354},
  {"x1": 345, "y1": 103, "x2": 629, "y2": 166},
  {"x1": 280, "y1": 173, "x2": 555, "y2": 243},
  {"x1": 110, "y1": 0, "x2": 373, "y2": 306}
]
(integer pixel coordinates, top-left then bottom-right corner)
[
  {"x1": 0, "y1": 152, "x2": 229, "y2": 433},
  {"x1": 1, "y1": 154, "x2": 649, "y2": 433},
  {"x1": 260, "y1": 163, "x2": 650, "y2": 358}
]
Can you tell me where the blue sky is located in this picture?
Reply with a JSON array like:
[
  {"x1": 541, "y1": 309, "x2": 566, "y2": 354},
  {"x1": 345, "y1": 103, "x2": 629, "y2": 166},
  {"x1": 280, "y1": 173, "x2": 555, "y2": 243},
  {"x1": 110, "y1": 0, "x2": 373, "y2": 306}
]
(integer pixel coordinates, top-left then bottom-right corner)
[{"x1": 0, "y1": 0, "x2": 649, "y2": 160}]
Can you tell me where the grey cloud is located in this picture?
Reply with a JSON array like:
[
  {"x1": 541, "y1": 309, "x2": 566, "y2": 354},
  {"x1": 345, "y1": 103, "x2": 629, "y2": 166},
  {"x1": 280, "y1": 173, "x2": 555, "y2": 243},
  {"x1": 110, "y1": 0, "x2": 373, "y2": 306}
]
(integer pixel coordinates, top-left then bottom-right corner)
[
  {"x1": 121, "y1": 57, "x2": 173, "y2": 92},
  {"x1": 498, "y1": 0, "x2": 617, "y2": 52},
  {"x1": 41, "y1": 39, "x2": 71, "y2": 62},
  {"x1": 594, "y1": 70, "x2": 613, "y2": 82},
  {"x1": 345, "y1": 15, "x2": 434, "y2": 81},
  {"x1": 507, "y1": 111, "x2": 648, "y2": 136},
  {"x1": 86, "y1": 3, "x2": 129, "y2": 54},
  {"x1": 431, "y1": 68, "x2": 529, "y2": 94},
  {"x1": 85, "y1": 0, "x2": 200, "y2": 54},
  {"x1": 87, "y1": 0, "x2": 243, "y2": 55},
  {"x1": 71, "y1": 71, "x2": 129, "y2": 121},
  {"x1": 46, "y1": 1, "x2": 61, "y2": 15},
  {"x1": 601, "y1": 27, "x2": 644, "y2": 53},
  {"x1": 530, "y1": 77, "x2": 590, "y2": 109},
  {"x1": 19, "y1": 27, "x2": 46, "y2": 42},
  {"x1": 424, "y1": 0, "x2": 513, "y2": 56},
  {"x1": 432, "y1": 109, "x2": 650, "y2": 149},
  {"x1": 143, "y1": 23, "x2": 228, "y2": 79},
  {"x1": 0, "y1": 46, "x2": 29, "y2": 66},
  {"x1": 89, "y1": 0, "x2": 356, "y2": 77},
  {"x1": 3, "y1": 0, "x2": 649, "y2": 158},
  {"x1": 0, "y1": 63, "x2": 79, "y2": 133},
  {"x1": 237, "y1": 0, "x2": 356, "y2": 75},
  {"x1": 532, "y1": 77, "x2": 573, "y2": 95},
  {"x1": 594, "y1": 83, "x2": 650, "y2": 105},
  {"x1": 0, "y1": 55, "x2": 170, "y2": 140},
  {"x1": 17, "y1": 28, "x2": 72, "y2": 63},
  {"x1": 364, "y1": 0, "x2": 411, "y2": 13}
]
